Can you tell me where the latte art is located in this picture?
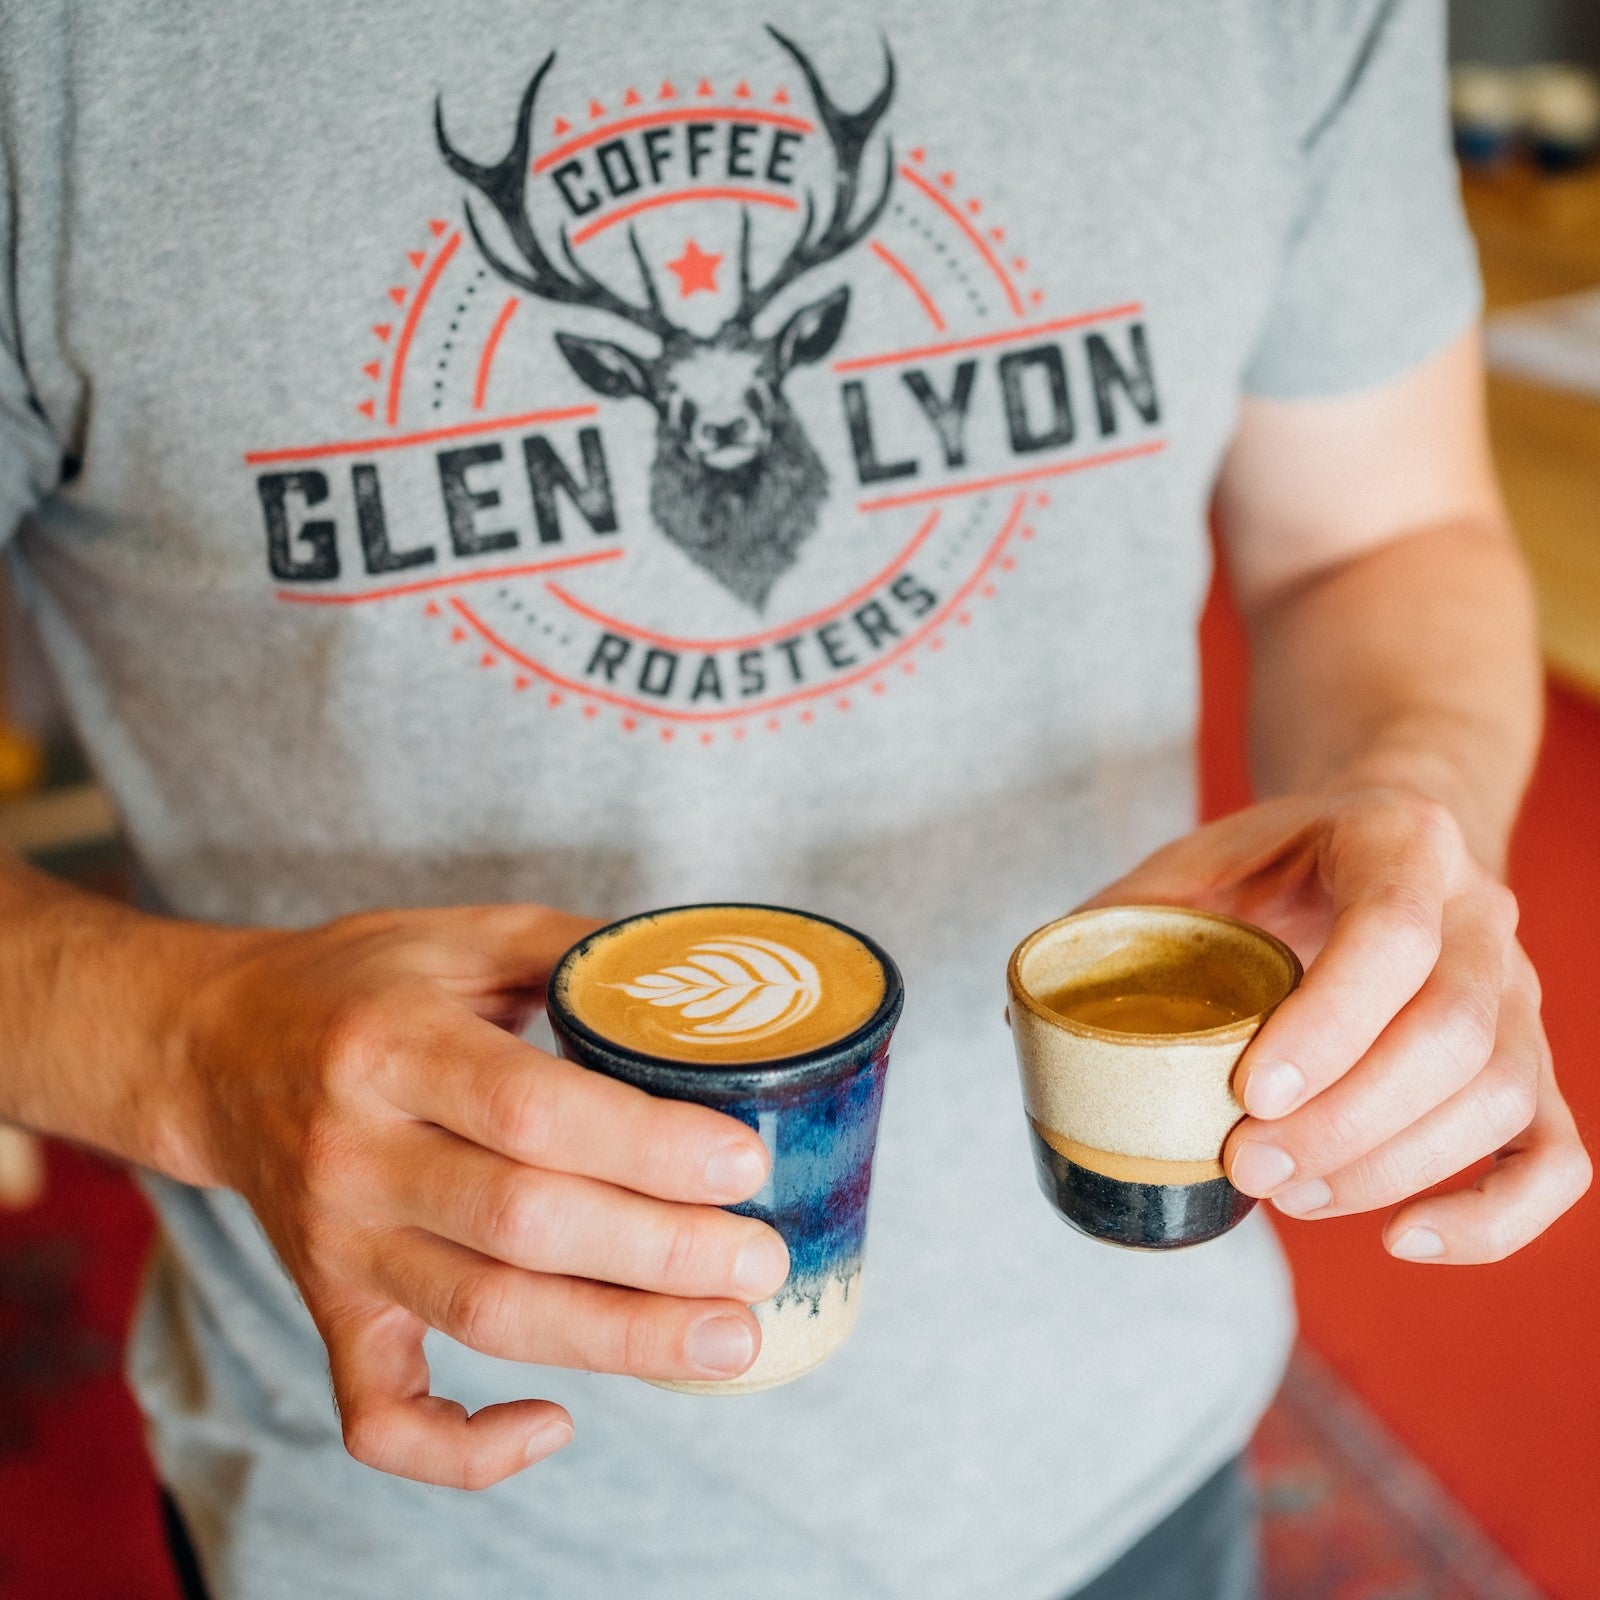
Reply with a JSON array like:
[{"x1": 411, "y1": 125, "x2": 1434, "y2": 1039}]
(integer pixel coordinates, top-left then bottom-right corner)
[
  {"x1": 559, "y1": 905, "x2": 886, "y2": 1063},
  {"x1": 609, "y1": 936, "x2": 823, "y2": 1044}
]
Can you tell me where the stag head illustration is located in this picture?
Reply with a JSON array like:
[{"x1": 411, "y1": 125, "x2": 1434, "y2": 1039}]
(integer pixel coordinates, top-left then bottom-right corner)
[{"x1": 437, "y1": 29, "x2": 895, "y2": 610}]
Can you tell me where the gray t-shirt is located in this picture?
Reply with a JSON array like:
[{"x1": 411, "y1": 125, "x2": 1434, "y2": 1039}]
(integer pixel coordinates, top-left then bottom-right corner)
[{"x1": 0, "y1": 2, "x2": 1478, "y2": 1596}]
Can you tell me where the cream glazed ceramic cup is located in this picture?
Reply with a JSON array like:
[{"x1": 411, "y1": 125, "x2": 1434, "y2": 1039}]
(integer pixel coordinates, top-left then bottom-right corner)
[{"x1": 1007, "y1": 906, "x2": 1301, "y2": 1249}]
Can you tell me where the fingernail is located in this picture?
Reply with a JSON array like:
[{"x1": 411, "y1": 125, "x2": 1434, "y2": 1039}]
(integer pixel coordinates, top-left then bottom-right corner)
[
  {"x1": 1244, "y1": 1060, "x2": 1305, "y2": 1119},
  {"x1": 1390, "y1": 1227, "x2": 1445, "y2": 1261},
  {"x1": 1231, "y1": 1143, "x2": 1296, "y2": 1196},
  {"x1": 1271, "y1": 1177, "x2": 1332, "y2": 1217},
  {"x1": 525, "y1": 1415, "x2": 574, "y2": 1464},
  {"x1": 686, "y1": 1314, "x2": 756, "y2": 1377},
  {"x1": 703, "y1": 1143, "x2": 766, "y2": 1199},
  {"x1": 731, "y1": 1231, "x2": 789, "y2": 1301}
]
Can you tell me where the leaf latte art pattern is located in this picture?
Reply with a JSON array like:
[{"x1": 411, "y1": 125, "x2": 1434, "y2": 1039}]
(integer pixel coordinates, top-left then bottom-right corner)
[{"x1": 610, "y1": 937, "x2": 823, "y2": 1044}]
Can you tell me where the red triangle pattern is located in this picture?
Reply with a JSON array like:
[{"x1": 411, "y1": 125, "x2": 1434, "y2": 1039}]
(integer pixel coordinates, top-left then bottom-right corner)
[
  {"x1": 588, "y1": 98, "x2": 605, "y2": 119},
  {"x1": 407, "y1": 250, "x2": 426, "y2": 269},
  {"x1": 696, "y1": 77, "x2": 714, "y2": 97},
  {"x1": 388, "y1": 286, "x2": 407, "y2": 305},
  {"x1": 909, "y1": 146, "x2": 926, "y2": 163},
  {"x1": 772, "y1": 85, "x2": 789, "y2": 104},
  {"x1": 372, "y1": 323, "x2": 393, "y2": 341},
  {"x1": 553, "y1": 116, "x2": 571, "y2": 136},
  {"x1": 424, "y1": 601, "x2": 441, "y2": 617},
  {"x1": 429, "y1": 218, "x2": 449, "y2": 237},
  {"x1": 734, "y1": 81, "x2": 751, "y2": 98},
  {"x1": 623, "y1": 86, "x2": 641, "y2": 106},
  {"x1": 357, "y1": 398, "x2": 376, "y2": 419},
  {"x1": 659, "y1": 79, "x2": 677, "y2": 98},
  {"x1": 362, "y1": 361, "x2": 381, "y2": 380}
]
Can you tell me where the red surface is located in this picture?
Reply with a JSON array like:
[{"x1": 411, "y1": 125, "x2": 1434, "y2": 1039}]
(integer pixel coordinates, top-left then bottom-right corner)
[
  {"x1": 0, "y1": 1148, "x2": 176, "y2": 1600},
  {"x1": 1200, "y1": 576, "x2": 1600, "y2": 1600}
]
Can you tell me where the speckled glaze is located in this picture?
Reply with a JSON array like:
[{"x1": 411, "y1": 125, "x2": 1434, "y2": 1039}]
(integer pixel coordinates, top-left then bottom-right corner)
[
  {"x1": 1008, "y1": 906, "x2": 1301, "y2": 1250},
  {"x1": 547, "y1": 904, "x2": 902, "y2": 1393}
]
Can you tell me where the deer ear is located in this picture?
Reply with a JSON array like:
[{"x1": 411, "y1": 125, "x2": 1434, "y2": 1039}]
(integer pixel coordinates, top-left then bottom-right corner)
[
  {"x1": 554, "y1": 332, "x2": 657, "y2": 403},
  {"x1": 774, "y1": 284, "x2": 851, "y2": 376}
]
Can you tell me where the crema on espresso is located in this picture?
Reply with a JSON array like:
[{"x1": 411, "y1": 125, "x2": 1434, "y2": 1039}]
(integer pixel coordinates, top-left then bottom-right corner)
[{"x1": 556, "y1": 904, "x2": 886, "y2": 1063}]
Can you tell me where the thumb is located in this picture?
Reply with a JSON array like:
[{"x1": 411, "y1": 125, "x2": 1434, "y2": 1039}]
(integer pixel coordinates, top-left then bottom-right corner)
[
  {"x1": 409, "y1": 904, "x2": 605, "y2": 990},
  {"x1": 1078, "y1": 800, "x2": 1323, "y2": 914}
]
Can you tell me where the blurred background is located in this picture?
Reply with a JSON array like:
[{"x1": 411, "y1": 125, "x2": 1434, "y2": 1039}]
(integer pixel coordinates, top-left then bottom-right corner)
[
  {"x1": 1451, "y1": 0, "x2": 1600, "y2": 67},
  {"x1": 4, "y1": 4, "x2": 1600, "y2": 1597}
]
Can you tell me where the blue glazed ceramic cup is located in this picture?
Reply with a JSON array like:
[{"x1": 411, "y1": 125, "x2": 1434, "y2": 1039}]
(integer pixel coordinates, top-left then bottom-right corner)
[{"x1": 546, "y1": 903, "x2": 903, "y2": 1394}]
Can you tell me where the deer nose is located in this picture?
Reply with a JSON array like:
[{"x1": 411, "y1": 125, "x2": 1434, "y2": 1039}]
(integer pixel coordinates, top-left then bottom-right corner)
[{"x1": 702, "y1": 417, "x2": 748, "y2": 448}]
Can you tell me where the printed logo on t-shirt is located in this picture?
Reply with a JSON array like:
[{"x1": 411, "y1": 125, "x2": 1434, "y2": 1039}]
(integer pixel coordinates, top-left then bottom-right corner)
[{"x1": 244, "y1": 27, "x2": 1167, "y2": 741}]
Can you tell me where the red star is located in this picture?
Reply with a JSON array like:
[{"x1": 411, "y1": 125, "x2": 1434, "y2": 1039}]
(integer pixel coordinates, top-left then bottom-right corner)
[{"x1": 665, "y1": 238, "x2": 722, "y2": 298}]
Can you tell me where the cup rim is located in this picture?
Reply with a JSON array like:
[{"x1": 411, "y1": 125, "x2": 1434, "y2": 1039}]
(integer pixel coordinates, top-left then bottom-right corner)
[
  {"x1": 547, "y1": 901, "x2": 905, "y2": 1092},
  {"x1": 1006, "y1": 904, "x2": 1302, "y2": 1046}
]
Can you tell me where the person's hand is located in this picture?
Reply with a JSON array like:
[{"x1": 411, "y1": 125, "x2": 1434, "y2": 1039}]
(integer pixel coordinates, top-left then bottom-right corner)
[
  {"x1": 1083, "y1": 788, "x2": 1591, "y2": 1261},
  {"x1": 165, "y1": 904, "x2": 789, "y2": 1489}
]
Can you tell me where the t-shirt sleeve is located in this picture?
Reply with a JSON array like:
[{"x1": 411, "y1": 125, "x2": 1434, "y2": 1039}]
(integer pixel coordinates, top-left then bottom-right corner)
[
  {"x1": 0, "y1": 339, "x2": 62, "y2": 552},
  {"x1": 1242, "y1": 0, "x2": 1482, "y2": 399},
  {"x1": 0, "y1": 32, "x2": 70, "y2": 552}
]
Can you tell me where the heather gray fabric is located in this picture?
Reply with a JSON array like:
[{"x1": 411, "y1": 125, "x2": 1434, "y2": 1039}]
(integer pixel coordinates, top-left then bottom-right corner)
[
  {"x1": 0, "y1": 2, "x2": 1477, "y2": 1596},
  {"x1": 158, "y1": 1456, "x2": 1260, "y2": 1600}
]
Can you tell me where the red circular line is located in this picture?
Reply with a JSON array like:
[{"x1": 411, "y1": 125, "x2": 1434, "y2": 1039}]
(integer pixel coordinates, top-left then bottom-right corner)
[
  {"x1": 855, "y1": 440, "x2": 1166, "y2": 514},
  {"x1": 451, "y1": 494, "x2": 1026, "y2": 723},
  {"x1": 533, "y1": 106, "x2": 814, "y2": 175},
  {"x1": 243, "y1": 405, "x2": 598, "y2": 468},
  {"x1": 832, "y1": 303, "x2": 1144, "y2": 376},
  {"x1": 897, "y1": 164, "x2": 1023, "y2": 317},
  {"x1": 274, "y1": 547, "x2": 622, "y2": 606},
  {"x1": 570, "y1": 186, "x2": 797, "y2": 246},
  {"x1": 386, "y1": 232, "x2": 461, "y2": 426},
  {"x1": 868, "y1": 240, "x2": 945, "y2": 331},
  {"x1": 542, "y1": 508, "x2": 941, "y2": 650},
  {"x1": 473, "y1": 297, "x2": 519, "y2": 412}
]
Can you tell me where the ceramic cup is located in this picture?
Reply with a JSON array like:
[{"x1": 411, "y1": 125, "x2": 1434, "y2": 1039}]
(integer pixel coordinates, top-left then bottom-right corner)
[
  {"x1": 1007, "y1": 905, "x2": 1301, "y2": 1250},
  {"x1": 546, "y1": 903, "x2": 903, "y2": 1393}
]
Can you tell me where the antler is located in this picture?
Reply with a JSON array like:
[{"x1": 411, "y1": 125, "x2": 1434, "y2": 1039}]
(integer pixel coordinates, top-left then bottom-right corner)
[
  {"x1": 436, "y1": 55, "x2": 676, "y2": 340},
  {"x1": 732, "y1": 27, "x2": 897, "y2": 326}
]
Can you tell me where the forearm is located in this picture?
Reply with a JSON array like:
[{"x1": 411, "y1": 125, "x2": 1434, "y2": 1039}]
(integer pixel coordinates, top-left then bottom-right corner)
[
  {"x1": 1240, "y1": 517, "x2": 1542, "y2": 872},
  {"x1": 0, "y1": 848, "x2": 236, "y2": 1181}
]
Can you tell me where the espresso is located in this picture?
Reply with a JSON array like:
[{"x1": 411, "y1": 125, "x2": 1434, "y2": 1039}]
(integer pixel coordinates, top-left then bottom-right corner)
[
  {"x1": 1041, "y1": 988, "x2": 1250, "y2": 1035},
  {"x1": 557, "y1": 904, "x2": 886, "y2": 1064}
]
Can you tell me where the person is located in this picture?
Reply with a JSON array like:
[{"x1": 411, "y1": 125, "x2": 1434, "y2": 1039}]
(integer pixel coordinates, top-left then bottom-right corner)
[{"x1": 0, "y1": 3, "x2": 1590, "y2": 1597}]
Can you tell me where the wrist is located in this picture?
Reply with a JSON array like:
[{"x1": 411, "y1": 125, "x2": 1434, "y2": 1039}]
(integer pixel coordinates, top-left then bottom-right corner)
[
  {"x1": 0, "y1": 861, "x2": 270, "y2": 1186},
  {"x1": 1316, "y1": 745, "x2": 1510, "y2": 875},
  {"x1": 138, "y1": 913, "x2": 281, "y2": 1187}
]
